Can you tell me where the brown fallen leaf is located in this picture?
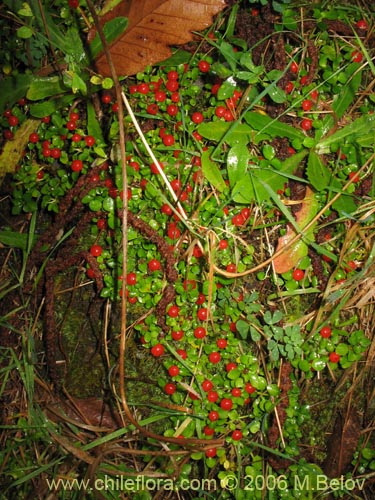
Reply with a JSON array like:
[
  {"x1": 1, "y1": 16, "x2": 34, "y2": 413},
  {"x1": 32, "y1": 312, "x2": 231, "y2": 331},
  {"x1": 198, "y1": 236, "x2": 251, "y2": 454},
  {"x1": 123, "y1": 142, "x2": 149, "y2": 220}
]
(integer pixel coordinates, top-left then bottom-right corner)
[{"x1": 92, "y1": 0, "x2": 227, "y2": 77}]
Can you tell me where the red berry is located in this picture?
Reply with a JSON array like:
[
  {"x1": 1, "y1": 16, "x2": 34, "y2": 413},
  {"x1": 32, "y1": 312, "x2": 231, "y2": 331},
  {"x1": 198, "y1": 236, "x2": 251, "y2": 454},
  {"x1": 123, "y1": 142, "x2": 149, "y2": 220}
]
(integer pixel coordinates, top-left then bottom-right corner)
[
  {"x1": 226, "y1": 362, "x2": 237, "y2": 372},
  {"x1": 171, "y1": 330, "x2": 184, "y2": 341},
  {"x1": 300, "y1": 75, "x2": 308, "y2": 86},
  {"x1": 231, "y1": 388, "x2": 241, "y2": 397},
  {"x1": 151, "y1": 161, "x2": 164, "y2": 174},
  {"x1": 215, "y1": 106, "x2": 227, "y2": 118},
  {"x1": 196, "y1": 293, "x2": 206, "y2": 305},
  {"x1": 162, "y1": 134, "x2": 175, "y2": 146},
  {"x1": 329, "y1": 352, "x2": 340, "y2": 363},
  {"x1": 208, "y1": 351, "x2": 221, "y2": 364},
  {"x1": 167, "y1": 224, "x2": 181, "y2": 240},
  {"x1": 90, "y1": 244, "x2": 103, "y2": 257},
  {"x1": 193, "y1": 246, "x2": 203, "y2": 258},
  {"x1": 226, "y1": 263, "x2": 236, "y2": 273},
  {"x1": 208, "y1": 410, "x2": 219, "y2": 422},
  {"x1": 207, "y1": 391, "x2": 219, "y2": 402},
  {"x1": 138, "y1": 83, "x2": 150, "y2": 94},
  {"x1": 232, "y1": 430, "x2": 243, "y2": 441},
  {"x1": 290, "y1": 61, "x2": 299, "y2": 73},
  {"x1": 197, "y1": 308, "x2": 208, "y2": 321},
  {"x1": 166, "y1": 104, "x2": 178, "y2": 116},
  {"x1": 348, "y1": 172, "x2": 360, "y2": 183},
  {"x1": 194, "y1": 326, "x2": 206, "y2": 339},
  {"x1": 112, "y1": 103, "x2": 119, "y2": 113},
  {"x1": 177, "y1": 349, "x2": 187, "y2": 360},
  {"x1": 320, "y1": 326, "x2": 332, "y2": 338},
  {"x1": 85, "y1": 135, "x2": 95, "y2": 147},
  {"x1": 167, "y1": 305, "x2": 180, "y2": 318},
  {"x1": 29, "y1": 132, "x2": 39, "y2": 143},
  {"x1": 50, "y1": 148, "x2": 62, "y2": 159},
  {"x1": 302, "y1": 99, "x2": 313, "y2": 111},
  {"x1": 166, "y1": 79, "x2": 179, "y2": 92},
  {"x1": 218, "y1": 239, "x2": 228, "y2": 250},
  {"x1": 301, "y1": 118, "x2": 313, "y2": 131},
  {"x1": 3, "y1": 129, "x2": 14, "y2": 140},
  {"x1": 68, "y1": 0, "x2": 79, "y2": 7},
  {"x1": 41, "y1": 116, "x2": 51, "y2": 123},
  {"x1": 161, "y1": 203, "x2": 173, "y2": 216},
  {"x1": 96, "y1": 219, "x2": 107, "y2": 230},
  {"x1": 164, "y1": 382, "x2": 176, "y2": 395},
  {"x1": 310, "y1": 90, "x2": 319, "y2": 100},
  {"x1": 202, "y1": 379, "x2": 213, "y2": 392},
  {"x1": 170, "y1": 92, "x2": 180, "y2": 103},
  {"x1": 148, "y1": 259, "x2": 161, "y2": 271},
  {"x1": 292, "y1": 269, "x2": 304, "y2": 281},
  {"x1": 203, "y1": 425, "x2": 215, "y2": 436},
  {"x1": 356, "y1": 19, "x2": 368, "y2": 30},
  {"x1": 232, "y1": 213, "x2": 245, "y2": 226},
  {"x1": 217, "y1": 338, "x2": 227, "y2": 349},
  {"x1": 285, "y1": 81, "x2": 294, "y2": 94},
  {"x1": 167, "y1": 70, "x2": 179, "y2": 80},
  {"x1": 66, "y1": 120, "x2": 76, "y2": 131},
  {"x1": 205, "y1": 448, "x2": 217, "y2": 458},
  {"x1": 71, "y1": 133, "x2": 82, "y2": 142},
  {"x1": 191, "y1": 112, "x2": 204, "y2": 124},
  {"x1": 71, "y1": 159, "x2": 83, "y2": 172},
  {"x1": 147, "y1": 104, "x2": 159, "y2": 115},
  {"x1": 101, "y1": 93, "x2": 112, "y2": 104},
  {"x1": 168, "y1": 365, "x2": 180, "y2": 377},
  {"x1": 36, "y1": 171, "x2": 44, "y2": 180},
  {"x1": 352, "y1": 50, "x2": 363, "y2": 63},
  {"x1": 245, "y1": 383, "x2": 256, "y2": 394},
  {"x1": 126, "y1": 272, "x2": 137, "y2": 285},
  {"x1": 220, "y1": 398, "x2": 233, "y2": 411},
  {"x1": 198, "y1": 60, "x2": 210, "y2": 72},
  {"x1": 8, "y1": 115, "x2": 19, "y2": 127},
  {"x1": 151, "y1": 343, "x2": 164, "y2": 357}
]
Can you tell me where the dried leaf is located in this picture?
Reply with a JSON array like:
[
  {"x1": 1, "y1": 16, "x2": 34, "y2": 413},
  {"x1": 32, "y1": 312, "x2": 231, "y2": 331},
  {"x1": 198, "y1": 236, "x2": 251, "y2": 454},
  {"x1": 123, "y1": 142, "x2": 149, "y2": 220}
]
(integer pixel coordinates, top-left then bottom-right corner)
[
  {"x1": 91, "y1": 0, "x2": 227, "y2": 77},
  {"x1": 273, "y1": 187, "x2": 318, "y2": 274},
  {"x1": 0, "y1": 119, "x2": 40, "y2": 186}
]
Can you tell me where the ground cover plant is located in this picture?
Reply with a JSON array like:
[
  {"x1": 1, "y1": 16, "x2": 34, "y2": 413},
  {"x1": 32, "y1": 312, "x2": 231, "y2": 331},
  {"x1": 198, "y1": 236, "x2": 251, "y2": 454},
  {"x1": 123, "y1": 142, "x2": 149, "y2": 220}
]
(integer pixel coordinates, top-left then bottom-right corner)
[{"x1": 0, "y1": 0, "x2": 374, "y2": 498}]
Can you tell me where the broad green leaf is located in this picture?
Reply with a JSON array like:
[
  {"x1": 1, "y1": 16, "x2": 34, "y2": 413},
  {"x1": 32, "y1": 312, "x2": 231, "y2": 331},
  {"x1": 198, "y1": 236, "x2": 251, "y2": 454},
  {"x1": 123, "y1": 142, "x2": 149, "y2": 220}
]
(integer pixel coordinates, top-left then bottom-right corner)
[
  {"x1": 18, "y1": 3, "x2": 33, "y2": 16},
  {"x1": 72, "y1": 72, "x2": 87, "y2": 95},
  {"x1": 197, "y1": 121, "x2": 254, "y2": 146},
  {"x1": 231, "y1": 150, "x2": 308, "y2": 204},
  {"x1": 218, "y1": 41, "x2": 238, "y2": 71},
  {"x1": 26, "y1": 76, "x2": 67, "y2": 100},
  {"x1": 201, "y1": 149, "x2": 226, "y2": 192},
  {"x1": 87, "y1": 101, "x2": 106, "y2": 147},
  {"x1": 0, "y1": 120, "x2": 41, "y2": 185},
  {"x1": 307, "y1": 151, "x2": 331, "y2": 190},
  {"x1": 89, "y1": 17, "x2": 128, "y2": 59},
  {"x1": 29, "y1": 94, "x2": 74, "y2": 118},
  {"x1": 0, "y1": 231, "x2": 34, "y2": 251},
  {"x1": 227, "y1": 144, "x2": 250, "y2": 187},
  {"x1": 316, "y1": 113, "x2": 375, "y2": 154},
  {"x1": 244, "y1": 111, "x2": 305, "y2": 141},
  {"x1": 0, "y1": 74, "x2": 33, "y2": 114}
]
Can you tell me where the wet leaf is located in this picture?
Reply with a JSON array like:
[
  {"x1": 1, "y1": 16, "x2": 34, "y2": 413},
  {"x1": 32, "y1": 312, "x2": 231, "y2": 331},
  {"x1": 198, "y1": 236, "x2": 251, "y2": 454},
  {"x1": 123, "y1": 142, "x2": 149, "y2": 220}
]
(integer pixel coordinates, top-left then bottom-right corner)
[
  {"x1": 306, "y1": 151, "x2": 331, "y2": 190},
  {"x1": 198, "y1": 121, "x2": 254, "y2": 146},
  {"x1": 227, "y1": 144, "x2": 250, "y2": 187},
  {"x1": 245, "y1": 111, "x2": 305, "y2": 142},
  {"x1": 92, "y1": 0, "x2": 226, "y2": 76}
]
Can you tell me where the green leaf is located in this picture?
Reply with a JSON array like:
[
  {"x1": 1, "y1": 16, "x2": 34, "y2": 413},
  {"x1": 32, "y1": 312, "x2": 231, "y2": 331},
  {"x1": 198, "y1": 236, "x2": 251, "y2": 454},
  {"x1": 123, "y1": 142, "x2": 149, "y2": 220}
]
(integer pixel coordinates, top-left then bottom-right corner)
[
  {"x1": 231, "y1": 150, "x2": 308, "y2": 204},
  {"x1": 218, "y1": 41, "x2": 238, "y2": 71},
  {"x1": 316, "y1": 113, "x2": 375, "y2": 154},
  {"x1": 0, "y1": 231, "x2": 35, "y2": 250},
  {"x1": 87, "y1": 101, "x2": 106, "y2": 147},
  {"x1": 29, "y1": 94, "x2": 74, "y2": 118},
  {"x1": 17, "y1": 26, "x2": 33, "y2": 39},
  {"x1": 0, "y1": 74, "x2": 33, "y2": 114},
  {"x1": 244, "y1": 111, "x2": 305, "y2": 142},
  {"x1": 317, "y1": 67, "x2": 362, "y2": 139},
  {"x1": 307, "y1": 151, "x2": 332, "y2": 190},
  {"x1": 72, "y1": 72, "x2": 87, "y2": 95},
  {"x1": 266, "y1": 85, "x2": 286, "y2": 104},
  {"x1": 217, "y1": 78, "x2": 236, "y2": 100},
  {"x1": 227, "y1": 144, "x2": 250, "y2": 187},
  {"x1": 89, "y1": 17, "x2": 128, "y2": 59},
  {"x1": 18, "y1": 3, "x2": 33, "y2": 16},
  {"x1": 26, "y1": 76, "x2": 67, "y2": 100},
  {"x1": 201, "y1": 150, "x2": 226, "y2": 192},
  {"x1": 197, "y1": 121, "x2": 254, "y2": 146}
]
